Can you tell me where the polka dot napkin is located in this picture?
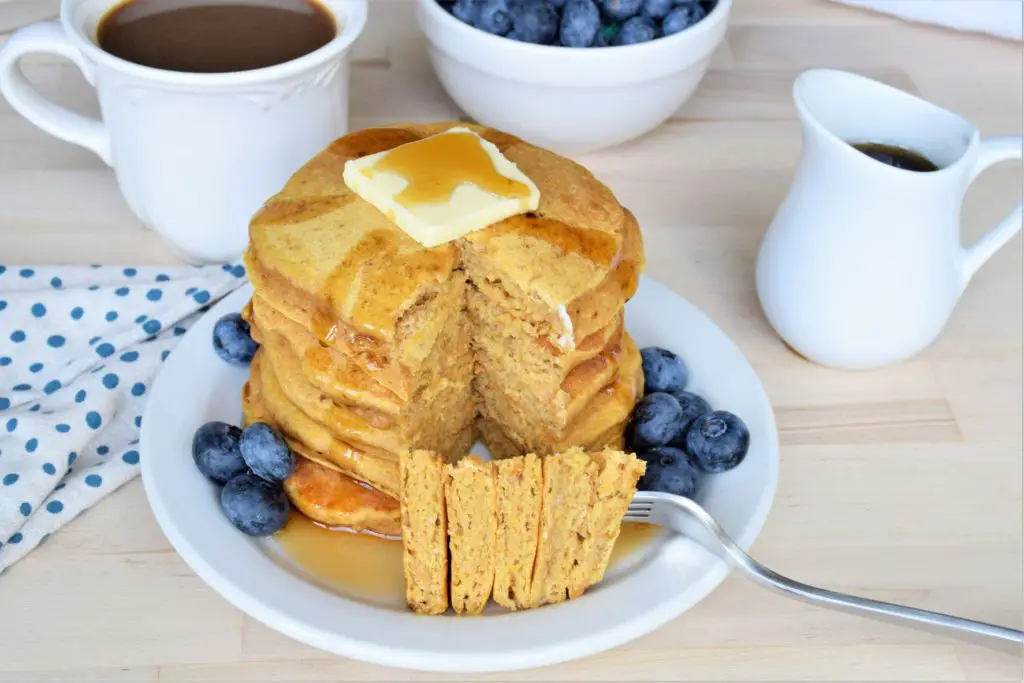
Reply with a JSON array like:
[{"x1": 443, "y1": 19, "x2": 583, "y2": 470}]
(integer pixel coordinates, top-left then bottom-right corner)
[{"x1": 0, "y1": 264, "x2": 248, "y2": 572}]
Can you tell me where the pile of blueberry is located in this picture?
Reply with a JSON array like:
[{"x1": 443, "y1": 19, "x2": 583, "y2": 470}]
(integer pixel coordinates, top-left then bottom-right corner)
[
  {"x1": 441, "y1": 0, "x2": 715, "y2": 46},
  {"x1": 630, "y1": 347, "x2": 749, "y2": 499},
  {"x1": 191, "y1": 310, "x2": 294, "y2": 537}
]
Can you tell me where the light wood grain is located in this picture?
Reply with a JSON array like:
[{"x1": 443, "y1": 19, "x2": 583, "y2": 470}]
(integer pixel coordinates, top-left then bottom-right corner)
[{"x1": 0, "y1": 0, "x2": 1021, "y2": 680}]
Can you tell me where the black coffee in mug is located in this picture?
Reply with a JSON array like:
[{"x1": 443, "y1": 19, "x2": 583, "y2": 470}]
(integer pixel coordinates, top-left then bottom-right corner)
[
  {"x1": 850, "y1": 142, "x2": 940, "y2": 173},
  {"x1": 97, "y1": 0, "x2": 336, "y2": 73}
]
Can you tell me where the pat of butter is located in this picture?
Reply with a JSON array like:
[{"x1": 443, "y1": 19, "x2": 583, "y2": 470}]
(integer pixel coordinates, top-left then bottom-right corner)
[{"x1": 342, "y1": 127, "x2": 540, "y2": 247}]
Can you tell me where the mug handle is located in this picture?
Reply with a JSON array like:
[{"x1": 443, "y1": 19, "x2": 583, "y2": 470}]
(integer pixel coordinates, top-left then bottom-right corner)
[
  {"x1": 0, "y1": 21, "x2": 111, "y2": 165},
  {"x1": 960, "y1": 135, "x2": 1023, "y2": 284}
]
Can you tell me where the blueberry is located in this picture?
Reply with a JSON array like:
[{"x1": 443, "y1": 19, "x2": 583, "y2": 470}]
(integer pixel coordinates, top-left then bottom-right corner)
[
  {"x1": 599, "y1": 0, "x2": 642, "y2": 20},
  {"x1": 662, "y1": 1, "x2": 705, "y2": 35},
  {"x1": 240, "y1": 422, "x2": 295, "y2": 483},
  {"x1": 630, "y1": 392, "x2": 682, "y2": 450},
  {"x1": 638, "y1": 446, "x2": 702, "y2": 498},
  {"x1": 667, "y1": 390, "x2": 712, "y2": 446},
  {"x1": 452, "y1": 0, "x2": 483, "y2": 24},
  {"x1": 686, "y1": 411, "x2": 750, "y2": 473},
  {"x1": 594, "y1": 22, "x2": 619, "y2": 46},
  {"x1": 220, "y1": 473, "x2": 290, "y2": 537},
  {"x1": 548, "y1": 0, "x2": 569, "y2": 7},
  {"x1": 640, "y1": 346, "x2": 688, "y2": 394},
  {"x1": 560, "y1": 0, "x2": 600, "y2": 46},
  {"x1": 641, "y1": 0, "x2": 673, "y2": 20},
  {"x1": 614, "y1": 15, "x2": 656, "y2": 44},
  {"x1": 212, "y1": 313, "x2": 259, "y2": 366},
  {"x1": 192, "y1": 421, "x2": 247, "y2": 485},
  {"x1": 475, "y1": 0, "x2": 513, "y2": 34},
  {"x1": 507, "y1": 0, "x2": 559, "y2": 44}
]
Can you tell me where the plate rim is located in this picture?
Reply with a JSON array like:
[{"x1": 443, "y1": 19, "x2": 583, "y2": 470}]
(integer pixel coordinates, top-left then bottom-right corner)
[{"x1": 140, "y1": 275, "x2": 779, "y2": 673}]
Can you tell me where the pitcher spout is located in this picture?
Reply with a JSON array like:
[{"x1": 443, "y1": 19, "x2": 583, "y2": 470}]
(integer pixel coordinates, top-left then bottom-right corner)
[{"x1": 793, "y1": 69, "x2": 976, "y2": 172}]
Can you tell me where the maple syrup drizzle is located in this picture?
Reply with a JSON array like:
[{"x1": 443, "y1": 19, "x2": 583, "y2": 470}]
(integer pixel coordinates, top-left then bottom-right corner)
[
  {"x1": 275, "y1": 514, "x2": 405, "y2": 601},
  {"x1": 275, "y1": 514, "x2": 658, "y2": 603},
  {"x1": 475, "y1": 214, "x2": 620, "y2": 267},
  {"x1": 366, "y1": 131, "x2": 531, "y2": 206}
]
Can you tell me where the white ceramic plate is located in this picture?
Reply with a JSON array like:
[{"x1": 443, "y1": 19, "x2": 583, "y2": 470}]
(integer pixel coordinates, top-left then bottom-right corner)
[{"x1": 140, "y1": 275, "x2": 779, "y2": 673}]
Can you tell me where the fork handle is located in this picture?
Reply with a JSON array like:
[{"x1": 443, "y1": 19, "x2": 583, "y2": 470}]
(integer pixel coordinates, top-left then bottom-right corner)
[{"x1": 739, "y1": 555, "x2": 1023, "y2": 650}]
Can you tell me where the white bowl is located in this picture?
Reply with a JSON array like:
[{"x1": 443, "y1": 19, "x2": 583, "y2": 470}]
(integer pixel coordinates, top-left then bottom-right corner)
[{"x1": 415, "y1": 0, "x2": 731, "y2": 153}]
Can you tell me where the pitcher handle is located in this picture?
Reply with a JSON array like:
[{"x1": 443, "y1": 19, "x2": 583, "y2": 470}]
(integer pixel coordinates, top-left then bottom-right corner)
[
  {"x1": 960, "y1": 135, "x2": 1023, "y2": 285},
  {"x1": 0, "y1": 21, "x2": 112, "y2": 165}
]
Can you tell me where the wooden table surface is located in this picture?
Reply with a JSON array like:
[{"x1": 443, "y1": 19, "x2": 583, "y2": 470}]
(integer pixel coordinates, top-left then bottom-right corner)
[{"x1": 1, "y1": 0, "x2": 1022, "y2": 680}]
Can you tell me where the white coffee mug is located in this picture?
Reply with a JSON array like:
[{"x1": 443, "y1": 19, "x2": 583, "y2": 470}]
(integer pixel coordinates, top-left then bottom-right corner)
[{"x1": 0, "y1": 0, "x2": 367, "y2": 263}]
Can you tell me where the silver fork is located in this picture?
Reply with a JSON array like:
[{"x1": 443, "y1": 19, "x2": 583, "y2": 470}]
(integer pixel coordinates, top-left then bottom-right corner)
[{"x1": 625, "y1": 491, "x2": 1024, "y2": 650}]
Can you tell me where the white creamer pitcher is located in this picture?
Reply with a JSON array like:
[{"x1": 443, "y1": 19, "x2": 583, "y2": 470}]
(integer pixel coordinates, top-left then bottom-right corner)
[{"x1": 756, "y1": 69, "x2": 1022, "y2": 370}]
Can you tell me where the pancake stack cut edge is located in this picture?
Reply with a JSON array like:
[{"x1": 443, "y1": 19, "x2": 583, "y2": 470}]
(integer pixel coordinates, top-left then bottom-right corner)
[
  {"x1": 399, "y1": 448, "x2": 646, "y2": 615},
  {"x1": 239, "y1": 121, "x2": 645, "y2": 542}
]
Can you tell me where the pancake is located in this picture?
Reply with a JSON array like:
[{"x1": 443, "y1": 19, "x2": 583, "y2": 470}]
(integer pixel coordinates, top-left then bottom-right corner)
[
  {"x1": 246, "y1": 122, "x2": 640, "y2": 354},
  {"x1": 242, "y1": 122, "x2": 646, "y2": 496},
  {"x1": 476, "y1": 333, "x2": 643, "y2": 457},
  {"x1": 246, "y1": 351, "x2": 402, "y2": 496},
  {"x1": 283, "y1": 455, "x2": 401, "y2": 537},
  {"x1": 242, "y1": 377, "x2": 401, "y2": 536}
]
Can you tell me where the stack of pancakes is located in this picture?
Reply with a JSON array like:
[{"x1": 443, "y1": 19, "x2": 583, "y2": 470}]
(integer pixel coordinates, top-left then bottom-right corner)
[{"x1": 240, "y1": 122, "x2": 645, "y2": 535}]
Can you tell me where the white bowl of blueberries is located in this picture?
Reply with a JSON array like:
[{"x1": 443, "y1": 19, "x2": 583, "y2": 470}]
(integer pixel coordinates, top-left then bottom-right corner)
[{"x1": 416, "y1": 0, "x2": 729, "y2": 153}]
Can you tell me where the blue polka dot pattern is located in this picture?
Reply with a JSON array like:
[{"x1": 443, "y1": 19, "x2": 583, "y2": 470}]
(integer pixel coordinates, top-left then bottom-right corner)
[
  {"x1": 9, "y1": 532, "x2": 23, "y2": 544},
  {"x1": 0, "y1": 263, "x2": 246, "y2": 561}
]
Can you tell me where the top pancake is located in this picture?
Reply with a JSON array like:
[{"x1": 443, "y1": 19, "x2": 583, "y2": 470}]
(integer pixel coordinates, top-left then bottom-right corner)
[{"x1": 246, "y1": 122, "x2": 639, "y2": 350}]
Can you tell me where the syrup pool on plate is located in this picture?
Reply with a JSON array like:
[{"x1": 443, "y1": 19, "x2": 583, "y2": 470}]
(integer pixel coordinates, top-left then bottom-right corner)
[{"x1": 274, "y1": 514, "x2": 661, "y2": 607}]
